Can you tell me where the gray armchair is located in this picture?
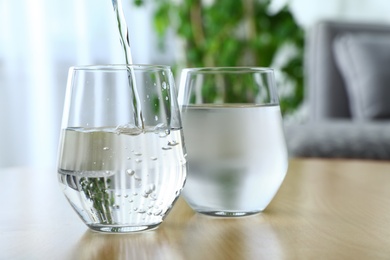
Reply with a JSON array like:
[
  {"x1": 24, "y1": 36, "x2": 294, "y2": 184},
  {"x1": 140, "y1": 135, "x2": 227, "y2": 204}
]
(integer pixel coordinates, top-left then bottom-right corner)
[{"x1": 285, "y1": 20, "x2": 390, "y2": 160}]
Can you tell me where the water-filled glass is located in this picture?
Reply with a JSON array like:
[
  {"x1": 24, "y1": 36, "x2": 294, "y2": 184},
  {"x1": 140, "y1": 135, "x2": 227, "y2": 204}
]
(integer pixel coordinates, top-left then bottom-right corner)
[
  {"x1": 57, "y1": 65, "x2": 187, "y2": 232},
  {"x1": 178, "y1": 67, "x2": 288, "y2": 217}
]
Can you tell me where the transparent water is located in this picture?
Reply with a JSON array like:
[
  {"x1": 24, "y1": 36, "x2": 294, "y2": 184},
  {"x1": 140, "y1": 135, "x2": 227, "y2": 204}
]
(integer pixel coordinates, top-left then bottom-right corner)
[
  {"x1": 181, "y1": 104, "x2": 288, "y2": 216},
  {"x1": 58, "y1": 127, "x2": 187, "y2": 231}
]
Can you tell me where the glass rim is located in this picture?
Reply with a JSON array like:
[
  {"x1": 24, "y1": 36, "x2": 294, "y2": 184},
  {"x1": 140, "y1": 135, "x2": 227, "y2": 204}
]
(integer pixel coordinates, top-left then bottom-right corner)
[
  {"x1": 70, "y1": 64, "x2": 171, "y2": 71},
  {"x1": 181, "y1": 66, "x2": 274, "y2": 74}
]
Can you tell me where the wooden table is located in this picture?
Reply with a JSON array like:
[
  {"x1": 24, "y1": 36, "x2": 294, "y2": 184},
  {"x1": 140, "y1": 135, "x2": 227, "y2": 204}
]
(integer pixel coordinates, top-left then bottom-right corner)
[{"x1": 1, "y1": 159, "x2": 390, "y2": 259}]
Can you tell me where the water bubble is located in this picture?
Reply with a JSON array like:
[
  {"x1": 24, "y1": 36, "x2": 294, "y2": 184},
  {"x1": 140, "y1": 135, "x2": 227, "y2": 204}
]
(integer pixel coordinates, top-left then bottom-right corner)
[
  {"x1": 115, "y1": 124, "x2": 142, "y2": 135},
  {"x1": 162, "y1": 147, "x2": 172, "y2": 151},
  {"x1": 103, "y1": 147, "x2": 110, "y2": 151},
  {"x1": 134, "y1": 151, "x2": 142, "y2": 156},
  {"x1": 162, "y1": 82, "x2": 167, "y2": 89},
  {"x1": 134, "y1": 175, "x2": 142, "y2": 181},
  {"x1": 124, "y1": 194, "x2": 129, "y2": 198},
  {"x1": 154, "y1": 209, "x2": 163, "y2": 216},
  {"x1": 137, "y1": 209, "x2": 146, "y2": 214},
  {"x1": 145, "y1": 184, "x2": 156, "y2": 194},
  {"x1": 135, "y1": 159, "x2": 142, "y2": 163},
  {"x1": 113, "y1": 205, "x2": 120, "y2": 210},
  {"x1": 133, "y1": 192, "x2": 138, "y2": 196},
  {"x1": 150, "y1": 157, "x2": 158, "y2": 161},
  {"x1": 142, "y1": 187, "x2": 154, "y2": 198},
  {"x1": 159, "y1": 132, "x2": 168, "y2": 138},
  {"x1": 168, "y1": 140, "x2": 179, "y2": 146},
  {"x1": 155, "y1": 115, "x2": 159, "y2": 121},
  {"x1": 146, "y1": 94, "x2": 150, "y2": 99},
  {"x1": 127, "y1": 157, "x2": 131, "y2": 160},
  {"x1": 126, "y1": 169, "x2": 135, "y2": 176},
  {"x1": 165, "y1": 96, "x2": 169, "y2": 101},
  {"x1": 154, "y1": 123, "x2": 166, "y2": 131},
  {"x1": 154, "y1": 123, "x2": 170, "y2": 137}
]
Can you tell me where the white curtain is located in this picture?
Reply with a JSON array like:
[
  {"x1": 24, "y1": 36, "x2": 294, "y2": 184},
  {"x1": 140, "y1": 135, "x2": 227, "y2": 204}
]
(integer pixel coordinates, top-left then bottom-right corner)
[{"x1": 0, "y1": 0, "x2": 162, "y2": 168}]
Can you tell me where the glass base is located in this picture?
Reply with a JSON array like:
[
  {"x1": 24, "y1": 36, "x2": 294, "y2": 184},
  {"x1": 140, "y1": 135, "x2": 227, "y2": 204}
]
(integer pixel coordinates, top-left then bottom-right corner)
[
  {"x1": 196, "y1": 210, "x2": 261, "y2": 217},
  {"x1": 87, "y1": 223, "x2": 161, "y2": 233}
]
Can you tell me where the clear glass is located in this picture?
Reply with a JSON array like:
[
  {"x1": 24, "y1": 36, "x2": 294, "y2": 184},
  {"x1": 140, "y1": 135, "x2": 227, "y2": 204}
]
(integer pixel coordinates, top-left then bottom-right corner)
[
  {"x1": 178, "y1": 67, "x2": 288, "y2": 217},
  {"x1": 57, "y1": 65, "x2": 187, "y2": 233}
]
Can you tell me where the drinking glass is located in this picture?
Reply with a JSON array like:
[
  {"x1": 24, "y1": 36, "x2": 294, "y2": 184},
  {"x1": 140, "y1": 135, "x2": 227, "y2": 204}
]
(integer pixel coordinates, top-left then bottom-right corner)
[
  {"x1": 57, "y1": 65, "x2": 187, "y2": 232},
  {"x1": 178, "y1": 67, "x2": 288, "y2": 217}
]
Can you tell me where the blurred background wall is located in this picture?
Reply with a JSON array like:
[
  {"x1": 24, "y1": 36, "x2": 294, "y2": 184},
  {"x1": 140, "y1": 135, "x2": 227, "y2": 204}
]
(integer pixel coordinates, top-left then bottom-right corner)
[{"x1": 0, "y1": 0, "x2": 389, "y2": 168}]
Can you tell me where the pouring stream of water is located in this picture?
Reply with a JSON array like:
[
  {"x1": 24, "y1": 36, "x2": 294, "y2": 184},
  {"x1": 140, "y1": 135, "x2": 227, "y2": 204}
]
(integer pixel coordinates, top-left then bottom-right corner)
[
  {"x1": 111, "y1": 0, "x2": 143, "y2": 129},
  {"x1": 112, "y1": 0, "x2": 133, "y2": 64}
]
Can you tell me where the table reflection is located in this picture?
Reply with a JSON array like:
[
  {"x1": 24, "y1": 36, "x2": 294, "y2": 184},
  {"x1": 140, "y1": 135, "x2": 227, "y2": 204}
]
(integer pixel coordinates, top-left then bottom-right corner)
[
  {"x1": 72, "y1": 228, "x2": 182, "y2": 260},
  {"x1": 179, "y1": 213, "x2": 284, "y2": 259}
]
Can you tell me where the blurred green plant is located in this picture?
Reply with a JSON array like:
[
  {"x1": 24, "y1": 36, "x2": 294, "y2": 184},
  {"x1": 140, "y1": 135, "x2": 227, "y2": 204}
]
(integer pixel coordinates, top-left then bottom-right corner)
[
  {"x1": 133, "y1": 0, "x2": 305, "y2": 115},
  {"x1": 80, "y1": 177, "x2": 114, "y2": 223}
]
